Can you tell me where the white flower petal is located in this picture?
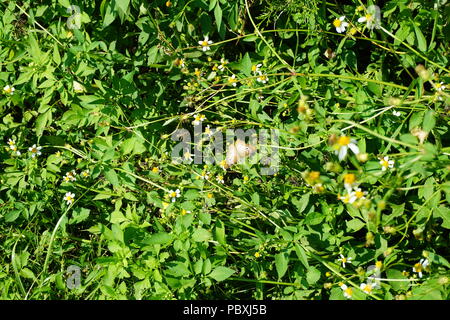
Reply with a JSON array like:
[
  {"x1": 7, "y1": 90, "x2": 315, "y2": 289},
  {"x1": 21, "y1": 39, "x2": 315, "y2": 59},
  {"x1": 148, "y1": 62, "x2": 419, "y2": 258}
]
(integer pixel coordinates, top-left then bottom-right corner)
[
  {"x1": 338, "y1": 146, "x2": 348, "y2": 161},
  {"x1": 349, "y1": 143, "x2": 360, "y2": 155}
]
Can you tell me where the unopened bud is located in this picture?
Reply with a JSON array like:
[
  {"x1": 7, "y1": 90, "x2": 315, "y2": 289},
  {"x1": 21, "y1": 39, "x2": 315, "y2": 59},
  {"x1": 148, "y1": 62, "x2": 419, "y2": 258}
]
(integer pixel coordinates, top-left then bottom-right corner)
[{"x1": 415, "y1": 64, "x2": 431, "y2": 81}]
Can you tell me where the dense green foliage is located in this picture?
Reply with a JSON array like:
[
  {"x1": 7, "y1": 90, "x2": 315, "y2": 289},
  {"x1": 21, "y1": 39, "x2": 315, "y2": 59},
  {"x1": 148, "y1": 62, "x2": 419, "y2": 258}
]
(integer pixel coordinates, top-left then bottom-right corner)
[{"x1": 0, "y1": 0, "x2": 449, "y2": 300}]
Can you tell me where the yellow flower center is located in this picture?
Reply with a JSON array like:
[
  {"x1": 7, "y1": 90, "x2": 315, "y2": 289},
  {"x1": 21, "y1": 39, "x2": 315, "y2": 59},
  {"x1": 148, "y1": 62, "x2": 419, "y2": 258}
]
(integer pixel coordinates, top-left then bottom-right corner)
[
  {"x1": 414, "y1": 263, "x2": 423, "y2": 273},
  {"x1": 338, "y1": 136, "x2": 351, "y2": 146},
  {"x1": 207, "y1": 193, "x2": 213, "y2": 199},
  {"x1": 436, "y1": 83, "x2": 442, "y2": 89},
  {"x1": 251, "y1": 65, "x2": 258, "y2": 72},
  {"x1": 66, "y1": 196, "x2": 72, "y2": 201},
  {"x1": 341, "y1": 257, "x2": 347, "y2": 263},
  {"x1": 355, "y1": 190, "x2": 364, "y2": 198},
  {"x1": 344, "y1": 173, "x2": 356, "y2": 185},
  {"x1": 363, "y1": 285, "x2": 372, "y2": 293},
  {"x1": 375, "y1": 261, "x2": 383, "y2": 269},
  {"x1": 365, "y1": 14, "x2": 373, "y2": 21},
  {"x1": 170, "y1": 192, "x2": 177, "y2": 198},
  {"x1": 31, "y1": 147, "x2": 37, "y2": 153},
  {"x1": 333, "y1": 19, "x2": 342, "y2": 27},
  {"x1": 258, "y1": 75, "x2": 267, "y2": 81},
  {"x1": 228, "y1": 77, "x2": 237, "y2": 83},
  {"x1": 194, "y1": 69, "x2": 201, "y2": 77},
  {"x1": 201, "y1": 40, "x2": 208, "y2": 46},
  {"x1": 380, "y1": 160, "x2": 389, "y2": 167},
  {"x1": 152, "y1": 167, "x2": 159, "y2": 173},
  {"x1": 220, "y1": 159, "x2": 227, "y2": 168},
  {"x1": 8, "y1": 140, "x2": 15, "y2": 145},
  {"x1": 308, "y1": 171, "x2": 320, "y2": 181},
  {"x1": 344, "y1": 287, "x2": 353, "y2": 297}
]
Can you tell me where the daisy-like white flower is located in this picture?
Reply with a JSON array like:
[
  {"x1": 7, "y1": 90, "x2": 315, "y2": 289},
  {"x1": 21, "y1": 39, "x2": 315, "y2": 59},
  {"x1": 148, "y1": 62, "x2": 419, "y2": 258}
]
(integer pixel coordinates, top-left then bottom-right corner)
[
  {"x1": 204, "y1": 125, "x2": 213, "y2": 136},
  {"x1": 228, "y1": 74, "x2": 238, "y2": 87},
  {"x1": 334, "y1": 135, "x2": 360, "y2": 161},
  {"x1": 340, "y1": 284, "x2": 353, "y2": 299},
  {"x1": 256, "y1": 71, "x2": 268, "y2": 84},
  {"x1": 63, "y1": 192, "x2": 75, "y2": 205},
  {"x1": 11, "y1": 145, "x2": 21, "y2": 155},
  {"x1": 360, "y1": 282, "x2": 378, "y2": 294},
  {"x1": 435, "y1": 81, "x2": 446, "y2": 92},
  {"x1": 332, "y1": 16, "x2": 349, "y2": 33},
  {"x1": 81, "y1": 170, "x2": 89, "y2": 177},
  {"x1": 63, "y1": 170, "x2": 77, "y2": 182},
  {"x1": 28, "y1": 144, "x2": 42, "y2": 158},
  {"x1": 353, "y1": 187, "x2": 367, "y2": 200},
  {"x1": 7, "y1": 139, "x2": 21, "y2": 155},
  {"x1": 337, "y1": 254, "x2": 353, "y2": 268},
  {"x1": 192, "y1": 114, "x2": 206, "y2": 126},
  {"x1": 343, "y1": 173, "x2": 357, "y2": 191},
  {"x1": 7, "y1": 139, "x2": 16, "y2": 147},
  {"x1": 379, "y1": 156, "x2": 395, "y2": 171},
  {"x1": 251, "y1": 64, "x2": 262, "y2": 74},
  {"x1": 338, "y1": 192, "x2": 357, "y2": 204},
  {"x1": 3, "y1": 85, "x2": 15, "y2": 95},
  {"x1": 219, "y1": 159, "x2": 227, "y2": 170},
  {"x1": 183, "y1": 151, "x2": 193, "y2": 164},
  {"x1": 200, "y1": 170, "x2": 210, "y2": 180},
  {"x1": 358, "y1": 13, "x2": 375, "y2": 28},
  {"x1": 198, "y1": 36, "x2": 213, "y2": 52},
  {"x1": 217, "y1": 58, "x2": 228, "y2": 71},
  {"x1": 392, "y1": 110, "x2": 401, "y2": 117},
  {"x1": 168, "y1": 189, "x2": 181, "y2": 202},
  {"x1": 216, "y1": 174, "x2": 224, "y2": 184},
  {"x1": 412, "y1": 259, "x2": 430, "y2": 278}
]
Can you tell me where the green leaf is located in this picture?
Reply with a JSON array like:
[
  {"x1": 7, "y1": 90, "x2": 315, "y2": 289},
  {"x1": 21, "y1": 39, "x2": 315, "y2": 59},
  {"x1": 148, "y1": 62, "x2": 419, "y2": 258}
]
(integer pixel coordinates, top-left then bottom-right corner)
[
  {"x1": 386, "y1": 269, "x2": 409, "y2": 291},
  {"x1": 209, "y1": 266, "x2": 235, "y2": 282},
  {"x1": 70, "y1": 207, "x2": 90, "y2": 224},
  {"x1": 306, "y1": 266, "x2": 321, "y2": 285},
  {"x1": 294, "y1": 244, "x2": 309, "y2": 269},
  {"x1": 433, "y1": 206, "x2": 450, "y2": 229},
  {"x1": 143, "y1": 232, "x2": 173, "y2": 245},
  {"x1": 305, "y1": 212, "x2": 324, "y2": 226},
  {"x1": 192, "y1": 228, "x2": 211, "y2": 242},
  {"x1": 214, "y1": 3, "x2": 222, "y2": 33},
  {"x1": 240, "y1": 52, "x2": 252, "y2": 77},
  {"x1": 5, "y1": 210, "x2": 20, "y2": 222},
  {"x1": 346, "y1": 218, "x2": 366, "y2": 232},
  {"x1": 423, "y1": 110, "x2": 436, "y2": 132},
  {"x1": 413, "y1": 24, "x2": 427, "y2": 52},
  {"x1": 214, "y1": 220, "x2": 226, "y2": 245},
  {"x1": 104, "y1": 168, "x2": 119, "y2": 187},
  {"x1": 275, "y1": 252, "x2": 289, "y2": 278},
  {"x1": 116, "y1": 0, "x2": 130, "y2": 13}
]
